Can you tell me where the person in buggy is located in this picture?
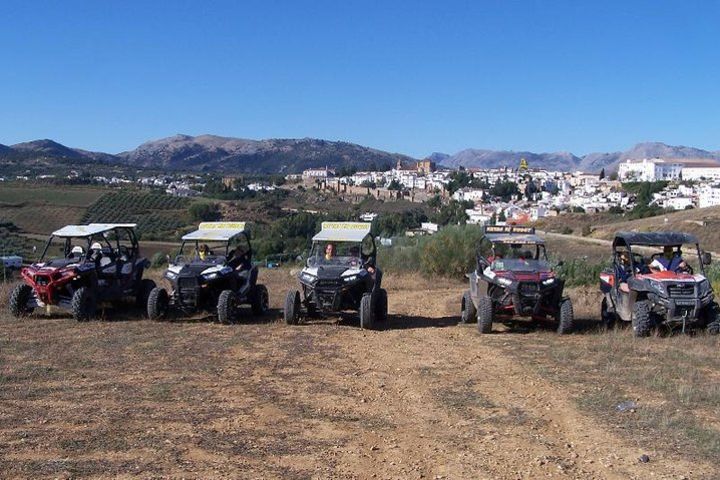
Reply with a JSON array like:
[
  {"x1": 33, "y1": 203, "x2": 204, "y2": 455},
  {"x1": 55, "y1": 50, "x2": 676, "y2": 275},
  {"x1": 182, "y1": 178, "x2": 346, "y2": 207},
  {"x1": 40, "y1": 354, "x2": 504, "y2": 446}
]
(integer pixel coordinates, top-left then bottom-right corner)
[{"x1": 650, "y1": 245, "x2": 689, "y2": 273}]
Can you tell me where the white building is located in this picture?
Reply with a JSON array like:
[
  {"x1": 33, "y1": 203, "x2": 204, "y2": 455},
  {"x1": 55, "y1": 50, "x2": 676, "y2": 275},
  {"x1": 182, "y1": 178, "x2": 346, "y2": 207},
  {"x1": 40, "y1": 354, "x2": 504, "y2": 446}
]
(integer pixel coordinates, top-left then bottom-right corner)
[
  {"x1": 618, "y1": 159, "x2": 683, "y2": 182},
  {"x1": 681, "y1": 164, "x2": 720, "y2": 182},
  {"x1": 664, "y1": 197, "x2": 694, "y2": 210},
  {"x1": 302, "y1": 167, "x2": 335, "y2": 180},
  {"x1": 699, "y1": 186, "x2": 720, "y2": 209}
]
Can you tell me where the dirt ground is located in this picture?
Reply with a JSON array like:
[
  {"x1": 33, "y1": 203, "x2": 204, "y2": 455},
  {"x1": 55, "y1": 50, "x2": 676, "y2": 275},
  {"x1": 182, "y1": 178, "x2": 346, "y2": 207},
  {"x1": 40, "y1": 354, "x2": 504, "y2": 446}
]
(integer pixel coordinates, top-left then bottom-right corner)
[{"x1": 0, "y1": 269, "x2": 717, "y2": 479}]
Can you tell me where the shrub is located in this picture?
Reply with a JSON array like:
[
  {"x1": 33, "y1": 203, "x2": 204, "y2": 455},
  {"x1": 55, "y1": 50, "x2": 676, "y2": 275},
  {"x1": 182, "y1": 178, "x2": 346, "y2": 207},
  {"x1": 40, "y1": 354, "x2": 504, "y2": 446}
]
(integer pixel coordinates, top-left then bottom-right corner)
[
  {"x1": 189, "y1": 202, "x2": 220, "y2": 222},
  {"x1": 150, "y1": 252, "x2": 168, "y2": 268}
]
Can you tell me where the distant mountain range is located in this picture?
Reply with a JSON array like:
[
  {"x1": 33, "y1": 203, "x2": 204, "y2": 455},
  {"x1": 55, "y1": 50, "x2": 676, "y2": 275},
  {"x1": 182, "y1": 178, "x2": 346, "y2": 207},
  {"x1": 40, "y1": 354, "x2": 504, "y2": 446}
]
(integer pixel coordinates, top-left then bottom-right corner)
[
  {"x1": 439, "y1": 142, "x2": 720, "y2": 172},
  {"x1": 2, "y1": 135, "x2": 719, "y2": 174}
]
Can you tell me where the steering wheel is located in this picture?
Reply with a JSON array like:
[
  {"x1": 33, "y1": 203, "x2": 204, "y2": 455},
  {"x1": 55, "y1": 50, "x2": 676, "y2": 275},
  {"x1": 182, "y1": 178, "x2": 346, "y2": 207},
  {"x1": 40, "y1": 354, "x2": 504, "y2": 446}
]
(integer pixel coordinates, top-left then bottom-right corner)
[{"x1": 679, "y1": 263, "x2": 693, "y2": 275}]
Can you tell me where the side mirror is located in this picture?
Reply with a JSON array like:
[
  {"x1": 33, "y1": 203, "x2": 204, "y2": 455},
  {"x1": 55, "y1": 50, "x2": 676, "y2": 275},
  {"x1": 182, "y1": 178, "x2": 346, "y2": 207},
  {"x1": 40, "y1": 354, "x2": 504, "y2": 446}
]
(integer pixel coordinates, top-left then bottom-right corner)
[{"x1": 702, "y1": 251, "x2": 712, "y2": 266}]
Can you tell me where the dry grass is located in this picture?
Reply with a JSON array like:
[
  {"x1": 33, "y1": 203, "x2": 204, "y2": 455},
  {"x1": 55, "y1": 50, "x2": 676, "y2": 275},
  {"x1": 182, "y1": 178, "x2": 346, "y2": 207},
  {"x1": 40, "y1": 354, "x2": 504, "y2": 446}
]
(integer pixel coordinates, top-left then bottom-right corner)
[
  {"x1": 1, "y1": 270, "x2": 719, "y2": 477},
  {"x1": 500, "y1": 310, "x2": 720, "y2": 463}
]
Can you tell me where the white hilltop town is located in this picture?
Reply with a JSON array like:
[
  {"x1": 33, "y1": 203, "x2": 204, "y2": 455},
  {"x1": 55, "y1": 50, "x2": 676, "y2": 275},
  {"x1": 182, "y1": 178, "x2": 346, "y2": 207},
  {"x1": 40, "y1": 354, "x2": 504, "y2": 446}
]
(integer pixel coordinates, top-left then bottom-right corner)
[{"x1": 290, "y1": 156, "x2": 720, "y2": 228}]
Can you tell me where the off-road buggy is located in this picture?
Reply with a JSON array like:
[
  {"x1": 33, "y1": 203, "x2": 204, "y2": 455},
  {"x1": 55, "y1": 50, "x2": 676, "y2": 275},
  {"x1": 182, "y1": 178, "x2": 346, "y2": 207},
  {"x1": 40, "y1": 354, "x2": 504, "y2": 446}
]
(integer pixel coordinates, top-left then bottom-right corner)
[
  {"x1": 461, "y1": 225, "x2": 573, "y2": 334},
  {"x1": 284, "y1": 222, "x2": 387, "y2": 329},
  {"x1": 9, "y1": 223, "x2": 154, "y2": 321},
  {"x1": 599, "y1": 231, "x2": 719, "y2": 336},
  {"x1": 146, "y1": 222, "x2": 268, "y2": 323}
]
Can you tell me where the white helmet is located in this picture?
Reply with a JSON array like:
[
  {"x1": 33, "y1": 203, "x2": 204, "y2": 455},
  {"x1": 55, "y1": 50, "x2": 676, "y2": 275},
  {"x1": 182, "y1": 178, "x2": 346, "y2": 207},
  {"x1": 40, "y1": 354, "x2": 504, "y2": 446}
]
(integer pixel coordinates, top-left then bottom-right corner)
[
  {"x1": 90, "y1": 242, "x2": 102, "y2": 251},
  {"x1": 71, "y1": 246, "x2": 84, "y2": 255}
]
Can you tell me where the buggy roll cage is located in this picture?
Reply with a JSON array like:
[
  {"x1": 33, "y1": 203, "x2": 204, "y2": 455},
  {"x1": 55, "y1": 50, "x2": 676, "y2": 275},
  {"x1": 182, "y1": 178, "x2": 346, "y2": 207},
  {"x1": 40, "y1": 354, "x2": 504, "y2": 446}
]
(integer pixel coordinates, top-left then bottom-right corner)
[
  {"x1": 38, "y1": 224, "x2": 139, "y2": 263},
  {"x1": 611, "y1": 231, "x2": 708, "y2": 276},
  {"x1": 176, "y1": 222, "x2": 252, "y2": 261},
  {"x1": 475, "y1": 226, "x2": 547, "y2": 269}
]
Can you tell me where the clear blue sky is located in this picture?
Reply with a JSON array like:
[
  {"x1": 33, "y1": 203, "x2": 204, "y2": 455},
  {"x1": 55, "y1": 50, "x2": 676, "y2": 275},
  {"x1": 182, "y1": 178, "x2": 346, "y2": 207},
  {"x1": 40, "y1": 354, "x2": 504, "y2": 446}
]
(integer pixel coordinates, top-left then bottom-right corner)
[{"x1": 1, "y1": 0, "x2": 719, "y2": 157}]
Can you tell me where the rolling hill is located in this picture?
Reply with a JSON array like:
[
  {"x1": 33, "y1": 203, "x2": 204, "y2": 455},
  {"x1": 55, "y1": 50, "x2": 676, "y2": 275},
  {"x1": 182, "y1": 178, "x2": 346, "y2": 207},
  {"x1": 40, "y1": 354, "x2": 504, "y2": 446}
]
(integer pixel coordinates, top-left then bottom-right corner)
[
  {"x1": 117, "y1": 134, "x2": 414, "y2": 173},
  {"x1": 2, "y1": 136, "x2": 720, "y2": 174},
  {"x1": 440, "y1": 142, "x2": 720, "y2": 173}
]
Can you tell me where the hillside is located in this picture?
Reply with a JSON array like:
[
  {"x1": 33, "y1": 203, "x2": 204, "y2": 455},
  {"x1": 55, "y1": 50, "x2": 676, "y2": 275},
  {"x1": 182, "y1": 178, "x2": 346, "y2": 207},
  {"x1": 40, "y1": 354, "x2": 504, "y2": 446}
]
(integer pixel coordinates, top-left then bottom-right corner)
[
  {"x1": 118, "y1": 134, "x2": 414, "y2": 173},
  {"x1": 441, "y1": 142, "x2": 720, "y2": 173},
  {"x1": 588, "y1": 206, "x2": 720, "y2": 253}
]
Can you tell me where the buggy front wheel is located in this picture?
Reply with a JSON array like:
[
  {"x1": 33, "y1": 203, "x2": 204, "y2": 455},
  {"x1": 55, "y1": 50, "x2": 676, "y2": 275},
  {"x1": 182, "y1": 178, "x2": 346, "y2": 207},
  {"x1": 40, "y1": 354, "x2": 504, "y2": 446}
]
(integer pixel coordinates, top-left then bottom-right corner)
[
  {"x1": 284, "y1": 290, "x2": 300, "y2": 325},
  {"x1": 460, "y1": 290, "x2": 476, "y2": 324},
  {"x1": 71, "y1": 286, "x2": 97, "y2": 322},
  {"x1": 359, "y1": 293, "x2": 375, "y2": 330},
  {"x1": 557, "y1": 298, "x2": 574, "y2": 334},
  {"x1": 147, "y1": 287, "x2": 169, "y2": 321},
  {"x1": 477, "y1": 296, "x2": 493, "y2": 333},
  {"x1": 218, "y1": 290, "x2": 240, "y2": 324},
  {"x1": 9, "y1": 284, "x2": 34, "y2": 318}
]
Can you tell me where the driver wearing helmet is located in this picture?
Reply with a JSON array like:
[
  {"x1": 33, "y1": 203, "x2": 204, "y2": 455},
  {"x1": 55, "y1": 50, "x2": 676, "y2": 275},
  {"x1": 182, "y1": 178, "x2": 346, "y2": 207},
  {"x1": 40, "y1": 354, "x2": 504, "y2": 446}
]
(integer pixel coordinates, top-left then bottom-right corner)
[{"x1": 69, "y1": 245, "x2": 85, "y2": 260}]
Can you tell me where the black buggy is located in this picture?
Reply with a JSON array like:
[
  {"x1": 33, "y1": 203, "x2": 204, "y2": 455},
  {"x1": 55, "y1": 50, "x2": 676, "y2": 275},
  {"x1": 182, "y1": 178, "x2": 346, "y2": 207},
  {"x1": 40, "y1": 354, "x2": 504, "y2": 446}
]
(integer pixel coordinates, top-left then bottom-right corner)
[
  {"x1": 283, "y1": 222, "x2": 387, "y2": 329},
  {"x1": 461, "y1": 225, "x2": 573, "y2": 334},
  {"x1": 146, "y1": 222, "x2": 268, "y2": 323}
]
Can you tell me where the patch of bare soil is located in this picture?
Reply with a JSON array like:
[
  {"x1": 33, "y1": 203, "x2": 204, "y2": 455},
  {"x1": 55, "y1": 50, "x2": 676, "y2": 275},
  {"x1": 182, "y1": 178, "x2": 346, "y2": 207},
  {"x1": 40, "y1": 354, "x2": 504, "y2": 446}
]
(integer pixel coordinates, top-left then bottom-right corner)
[{"x1": 0, "y1": 270, "x2": 715, "y2": 479}]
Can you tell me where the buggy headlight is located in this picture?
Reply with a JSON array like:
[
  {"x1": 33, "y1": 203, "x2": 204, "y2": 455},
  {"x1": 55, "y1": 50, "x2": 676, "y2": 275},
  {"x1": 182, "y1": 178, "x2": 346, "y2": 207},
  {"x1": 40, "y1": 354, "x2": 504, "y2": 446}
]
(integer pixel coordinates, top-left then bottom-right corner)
[
  {"x1": 542, "y1": 278, "x2": 555, "y2": 286},
  {"x1": 165, "y1": 271, "x2": 178, "y2": 280},
  {"x1": 300, "y1": 272, "x2": 317, "y2": 283},
  {"x1": 497, "y1": 277, "x2": 512, "y2": 287},
  {"x1": 343, "y1": 275, "x2": 358, "y2": 283},
  {"x1": 203, "y1": 272, "x2": 219, "y2": 280},
  {"x1": 648, "y1": 279, "x2": 665, "y2": 294}
]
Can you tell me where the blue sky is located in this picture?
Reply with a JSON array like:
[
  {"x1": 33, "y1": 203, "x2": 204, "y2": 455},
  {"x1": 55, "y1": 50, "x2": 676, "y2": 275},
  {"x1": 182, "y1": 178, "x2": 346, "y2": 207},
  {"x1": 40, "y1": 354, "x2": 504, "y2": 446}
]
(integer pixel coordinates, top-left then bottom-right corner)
[{"x1": 1, "y1": 0, "x2": 719, "y2": 157}]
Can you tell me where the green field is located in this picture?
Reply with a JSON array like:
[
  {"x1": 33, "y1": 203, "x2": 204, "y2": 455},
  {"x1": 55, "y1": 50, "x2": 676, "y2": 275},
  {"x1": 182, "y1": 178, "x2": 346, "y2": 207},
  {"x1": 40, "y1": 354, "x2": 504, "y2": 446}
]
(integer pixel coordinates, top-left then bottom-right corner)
[
  {"x1": 81, "y1": 191, "x2": 193, "y2": 239},
  {"x1": 0, "y1": 184, "x2": 107, "y2": 234},
  {"x1": 0, "y1": 184, "x2": 106, "y2": 206}
]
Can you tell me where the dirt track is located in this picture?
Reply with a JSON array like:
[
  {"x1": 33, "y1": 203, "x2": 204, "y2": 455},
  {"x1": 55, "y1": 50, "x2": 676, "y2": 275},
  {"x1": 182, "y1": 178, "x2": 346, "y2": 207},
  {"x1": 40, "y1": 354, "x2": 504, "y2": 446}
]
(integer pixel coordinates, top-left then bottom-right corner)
[{"x1": 0, "y1": 270, "x2": 714, "y2": 479}]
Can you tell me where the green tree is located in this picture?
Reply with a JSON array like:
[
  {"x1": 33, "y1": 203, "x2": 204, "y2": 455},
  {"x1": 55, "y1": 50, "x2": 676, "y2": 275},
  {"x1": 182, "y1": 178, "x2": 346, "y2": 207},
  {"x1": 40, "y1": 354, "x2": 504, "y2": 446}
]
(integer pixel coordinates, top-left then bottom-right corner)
[{"x1": 189, "y1": 202, "x2": 221, "y2": 221}]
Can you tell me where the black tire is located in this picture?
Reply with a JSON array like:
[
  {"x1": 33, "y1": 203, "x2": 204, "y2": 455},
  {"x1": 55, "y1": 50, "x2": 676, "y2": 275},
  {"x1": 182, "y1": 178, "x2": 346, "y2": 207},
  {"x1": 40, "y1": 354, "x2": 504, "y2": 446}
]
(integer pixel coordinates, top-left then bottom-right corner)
[
  {"x1": 601, "y1": 297, "x2": 616, "y2": 330},
  {"x1": 9, "y1": 284, "x2": 34, "y2": 317},
  {"x1": 147, "y1": 287, "x2": 169, "y2": 321},
  {"x1": 71, "y1": 286, "x2": 96, "y2": 322},
  {"x1": 250, "y1": 284, "x2": 269, "y2": 316},
  {"x1": 359, "y1": 292, "x2": 374, "y2": 330},
  {"x1": 375, "y1": 288, "x2": 388, "y2": 323},
  {"x1": 284, "y1": 290, "x2": 300, "y2": 325},
  {"x1": 557, "y1": 298, "x2": 574, "y2": 335},
  {"x1": 477, "y1": 295, "x2": 493, "y2": 333},
  {"x1": 217, "y1": 290, "x2": 239, "y2": 324},
  {"x1": 703, "y1": 302, "x2": 720, "y2": 335},
  {"x1": 135, "y1": 279, "x2": 157, "y2": 308},
  {"x1": 632, "y1": 300, "x2": 653, "y2": 337},
  {"x1": 460, "y1": 290, "x2": 476, "y2": 324}
]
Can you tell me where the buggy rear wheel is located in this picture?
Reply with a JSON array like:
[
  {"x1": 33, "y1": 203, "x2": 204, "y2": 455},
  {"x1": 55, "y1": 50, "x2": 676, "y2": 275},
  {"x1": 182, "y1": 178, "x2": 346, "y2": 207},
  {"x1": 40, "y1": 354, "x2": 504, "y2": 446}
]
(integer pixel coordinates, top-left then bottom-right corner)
[
  {"x1": 147, "y1": 287, "x2": 169, "y2": 321},
  {"x1": 460, "y1": 290, "x2": 476, "y2": 324},
  {"x1": 250, "y1": 284, "x2": 269, "y2": 316},
  {"x1": 477, "y1": 295, "x2": 493, "y2": 333},
  {"x1": 557, "y1": 298, "x2": 574, "y2": 334},
  {"x1": 136, "y1": 279, "x2": 157, "y2": 308},
  {"x1": 218, "y1": 290, "x2": 239, "y2": 324},
  {"x1": 71, "y1": 286, "x2": 97, "y2": 322},
  {"x1": 9, "y1": 284, "x2": 34, "y2": 318},
  {"x1": 632, "y1": 300, "x2": 653, "y2": 337},
  {"x1": 284, "y1": 290, "x2": 300, "y2": 325}
]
